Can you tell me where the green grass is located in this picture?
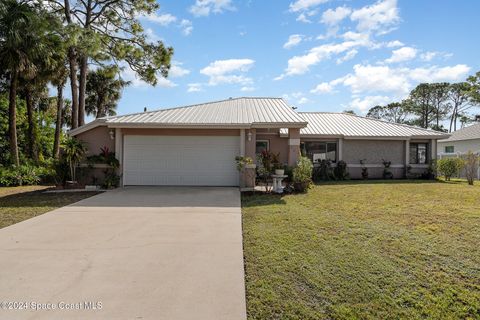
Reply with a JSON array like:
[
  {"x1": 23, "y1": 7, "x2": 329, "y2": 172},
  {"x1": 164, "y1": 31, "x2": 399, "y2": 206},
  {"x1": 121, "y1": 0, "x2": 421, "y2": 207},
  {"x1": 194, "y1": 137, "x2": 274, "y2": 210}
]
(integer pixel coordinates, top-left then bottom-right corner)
[
  {"x1": 0, "y1": 186, "x2": 99, "y2": 229},
  {"x1": 242, "y1": 180, "x2": 480, "y2": 319}
]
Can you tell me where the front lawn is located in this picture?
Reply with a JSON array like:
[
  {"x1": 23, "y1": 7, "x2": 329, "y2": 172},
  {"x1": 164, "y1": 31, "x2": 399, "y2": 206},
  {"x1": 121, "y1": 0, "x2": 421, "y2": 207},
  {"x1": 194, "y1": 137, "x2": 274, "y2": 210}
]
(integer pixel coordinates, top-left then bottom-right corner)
[
  {"x1": 242, "y1": 180, "x2": 480, "y2": 319},
  {"x1": 0, "y1": 186, "x2": 99, "y2": 229}
]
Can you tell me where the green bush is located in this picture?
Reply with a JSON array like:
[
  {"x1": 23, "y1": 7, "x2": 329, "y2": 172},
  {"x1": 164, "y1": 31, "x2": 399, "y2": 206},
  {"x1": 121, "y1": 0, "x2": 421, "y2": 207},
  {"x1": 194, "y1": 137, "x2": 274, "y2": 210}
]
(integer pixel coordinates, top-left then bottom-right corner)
[
  {"x1": 334, "y1": 160, "x2": 349, "y2": 180},
  {"x1": 293, "y1": 156, "x2": 313, "y2": 192},
  {"x1": 437, "y1": 158, "x2": 464, "y2": 181},
  {"x1": 0, "y1": 165, "x2": 41, "y2": 186}
]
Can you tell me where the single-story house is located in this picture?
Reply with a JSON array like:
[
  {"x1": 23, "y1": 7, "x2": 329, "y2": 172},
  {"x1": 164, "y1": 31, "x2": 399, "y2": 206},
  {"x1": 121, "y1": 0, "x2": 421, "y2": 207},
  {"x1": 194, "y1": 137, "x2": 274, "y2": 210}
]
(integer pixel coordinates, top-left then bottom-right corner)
[
  {"x1": 69, "y1": 97, "x2": 449, "y2": 186},
  {"x1": 438, "y1": 122, "x2": 480, "y2": 156},
  {"x1": 437, "y1": 121, "x2": 480, "y2": 179}
]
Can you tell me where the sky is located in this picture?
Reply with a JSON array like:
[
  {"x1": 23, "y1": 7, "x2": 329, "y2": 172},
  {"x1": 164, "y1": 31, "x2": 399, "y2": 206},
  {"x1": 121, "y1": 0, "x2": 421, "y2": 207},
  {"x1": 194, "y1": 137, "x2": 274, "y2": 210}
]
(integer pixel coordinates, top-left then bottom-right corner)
[{"x1": 115, "y1": 0, "x2": 480, "y2": 117}]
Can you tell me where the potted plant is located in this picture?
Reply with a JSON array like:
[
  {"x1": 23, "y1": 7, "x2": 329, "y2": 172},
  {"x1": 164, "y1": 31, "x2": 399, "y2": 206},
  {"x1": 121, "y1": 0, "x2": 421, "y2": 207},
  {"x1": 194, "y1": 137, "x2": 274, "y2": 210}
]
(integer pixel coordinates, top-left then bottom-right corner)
[
  {"x1": 292, "y1": 156, "x2": 313, "y2": 192},
  {"x1": 382, "y1": 159, "x2": 393, "y2": 179},
  {"x1": 235, "y1": 156, "x2": 255, "y2": 189},
  {"x1": 360, "y1": 159, "x2": 368, "y2": 180},
  {"x1": 271, "y1": 153, "x2": 285, "y2": 175}
]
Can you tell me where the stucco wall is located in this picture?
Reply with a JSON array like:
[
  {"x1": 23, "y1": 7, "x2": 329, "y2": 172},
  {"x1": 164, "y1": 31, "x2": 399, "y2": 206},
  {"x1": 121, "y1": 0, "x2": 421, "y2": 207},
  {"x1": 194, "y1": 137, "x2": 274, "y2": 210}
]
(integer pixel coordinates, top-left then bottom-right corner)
[
  {"x1": 256, "y1": 132, "x2": 289, "y2": 164},
  {"x1": 343, "y1": 139, "x2": 404, "y2": 164},
  {"x1": 438, "y1": 139, "x2": 480, "y2": 155},
  {"x1": 75, "y1": 126, "x2": 115, "y2": 157}
]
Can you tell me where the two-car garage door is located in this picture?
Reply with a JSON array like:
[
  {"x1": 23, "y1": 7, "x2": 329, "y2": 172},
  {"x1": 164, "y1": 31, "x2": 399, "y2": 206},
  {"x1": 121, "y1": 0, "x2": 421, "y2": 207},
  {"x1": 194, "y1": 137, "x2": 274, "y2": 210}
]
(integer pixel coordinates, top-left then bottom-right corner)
[{"x1": 123, "y1": 135, "x2": 240, "y2": 186}]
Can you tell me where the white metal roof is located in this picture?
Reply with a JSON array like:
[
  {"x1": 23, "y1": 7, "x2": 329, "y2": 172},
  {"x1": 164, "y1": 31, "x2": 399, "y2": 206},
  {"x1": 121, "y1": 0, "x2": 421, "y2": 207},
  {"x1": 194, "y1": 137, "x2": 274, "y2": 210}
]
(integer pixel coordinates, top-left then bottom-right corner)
[
  {"x1": 280, "y1": 112, "x2": 450, "y2": 139},
  {"x1": 438, "y1": 122, "x2": 480, "y2": 142},
  {"x1": 106, "y1": 97, "x2": 306, "y2": 128}
]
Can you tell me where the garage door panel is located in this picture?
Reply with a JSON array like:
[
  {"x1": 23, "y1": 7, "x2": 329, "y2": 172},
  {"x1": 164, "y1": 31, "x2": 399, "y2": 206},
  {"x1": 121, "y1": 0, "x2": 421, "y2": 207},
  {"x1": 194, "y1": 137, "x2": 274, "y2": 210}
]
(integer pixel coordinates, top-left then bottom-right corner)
[{"x1": 123, "y1": 135, "x2": 239, "y2": 186}]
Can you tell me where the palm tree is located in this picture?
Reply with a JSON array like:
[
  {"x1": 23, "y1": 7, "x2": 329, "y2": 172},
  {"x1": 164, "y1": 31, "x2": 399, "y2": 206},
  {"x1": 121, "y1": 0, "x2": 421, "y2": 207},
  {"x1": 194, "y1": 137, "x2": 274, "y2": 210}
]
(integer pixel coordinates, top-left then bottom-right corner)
[
  {"x1": 85, "y1": 66, "x2": 129, "y2": 118},
  {"x1": 62, "y1": 137, "x2": 87, "y2": 182},
  {"x1": 0, "y1": 0, "x2": 39, "y2": 165}
]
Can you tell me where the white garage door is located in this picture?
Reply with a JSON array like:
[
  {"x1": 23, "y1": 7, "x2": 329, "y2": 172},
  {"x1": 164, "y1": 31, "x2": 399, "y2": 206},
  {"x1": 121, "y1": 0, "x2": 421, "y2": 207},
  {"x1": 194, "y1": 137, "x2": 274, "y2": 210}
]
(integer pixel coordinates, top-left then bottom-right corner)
[{"x1": 123, "y1": 135, "x2": 240, "y2": 186}]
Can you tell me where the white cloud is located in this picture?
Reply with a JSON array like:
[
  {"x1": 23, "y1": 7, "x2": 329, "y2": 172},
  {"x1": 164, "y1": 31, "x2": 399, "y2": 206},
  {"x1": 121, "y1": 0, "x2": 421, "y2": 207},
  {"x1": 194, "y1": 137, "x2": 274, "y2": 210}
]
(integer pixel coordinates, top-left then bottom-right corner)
[
  {"x1": 336, "y1": 49, "x2": 358, "y2": 64},
  {"x1": 350, "y1": 0, "x2": 400, "y2": 34},
  {"x1": 190, "y1": 0, "x2": 235, "y2": 17},
  {"x1": 180, "y1": 19, "x2": 193, "y2": 36},
  {"x1": 283, "y1": 34, "x2": 304, "y2": 49},
  {"x1": 298, "y1": 97, "x2": 310, "y2": 104},
  {"x1": 142, "y1": 13, "x2": 177, "y2": 26},
  {"x1": 385, "y1": 46, "x2": 417, "y2": 63},
  {"x1": 296, "y1": 13, "x2": 312, "y2": 23},
  {"x1": 321, "y1": 6, "x2": 351, "y2": 25},
  {"x1": 311, "y1": 82, "x2": 334, "y2": 94},
  {"x1": 289, "y1": 0, "x2": 329, "y2": 12},
  {"x1": 341, "y1": 64, "x2": 414, "y2": 94},
  {"x1": 169, "y1": 62, "x2": 190, "y2": 78},
  {"x1": 187, "y1": 83, "x2": 203, "y2": 93},
  {"x1": 200, "y1": 58, "x2": 255, "y2": 85},
  {"x1": 241, "y1": 86, "x2": 255, "y2": 92},
  {"x1": 407, "y1": 64, "x2": 470, "y2": 83},
  {"x1": 282, "y1": 92, "x2": 311, "y2": 105},
  {"x1": 386, "y1": 40, "x2": 404, "y2": 47},
  {"x1": 322, "y1": 63, "x2": 471, "y2": 96},
  {"x1": 144, "y1": 28, "x2": 162, "y2": 43},
  {"x1": 122, "y1": 67, "x2": 176, "y2": 88},
  {"x1": 277, "y1": 35, "x2": 371, "y2": 78},
  {"x1": 348, "y1": 95, "x2": 392, "y2": 111}
]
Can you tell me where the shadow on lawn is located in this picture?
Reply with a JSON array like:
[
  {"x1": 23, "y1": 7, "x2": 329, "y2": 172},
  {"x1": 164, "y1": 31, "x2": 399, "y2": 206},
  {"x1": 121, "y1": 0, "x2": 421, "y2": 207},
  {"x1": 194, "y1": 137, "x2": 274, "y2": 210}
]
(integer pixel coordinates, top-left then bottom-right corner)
[
  {"x1": 0, "y1": 190, "x2": 100, "y2": 207},
  {"x1": 313, "y1": 179, "x2": 441, "y2": 186}
]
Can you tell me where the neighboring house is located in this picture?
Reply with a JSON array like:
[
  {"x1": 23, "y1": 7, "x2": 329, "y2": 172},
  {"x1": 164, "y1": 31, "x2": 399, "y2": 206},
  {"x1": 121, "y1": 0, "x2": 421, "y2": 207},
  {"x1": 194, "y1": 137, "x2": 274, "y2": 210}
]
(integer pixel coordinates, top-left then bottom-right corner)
[
  {"x1": 437, "y1": 122, "x2": 480, "y2": 179},
  {"x1": 69, "y1": 97, "x2": 449, "y2": 186},
  {"x1": 438, "y1": 122, "x2": 480, "y2": 156}
]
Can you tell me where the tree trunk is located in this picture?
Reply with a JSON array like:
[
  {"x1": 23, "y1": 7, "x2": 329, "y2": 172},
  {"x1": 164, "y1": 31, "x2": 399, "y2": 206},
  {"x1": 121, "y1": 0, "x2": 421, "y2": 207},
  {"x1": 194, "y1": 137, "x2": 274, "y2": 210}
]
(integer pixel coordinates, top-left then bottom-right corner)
[
  {"x1": 78, "y1": 55, "x2": 87, "y2": 126},
  {"x1": 68, "y1": 47, "x2": 79, "y2": 129},
  {"x1": 8, "y1": 71, "x2": 20, "y2": 166},
  {"x1": 53, "y1": 84, "x2": 64, "y2": 159},
  {"x1": 25, "y1": 89, "x2": 39, "y2": 162}
]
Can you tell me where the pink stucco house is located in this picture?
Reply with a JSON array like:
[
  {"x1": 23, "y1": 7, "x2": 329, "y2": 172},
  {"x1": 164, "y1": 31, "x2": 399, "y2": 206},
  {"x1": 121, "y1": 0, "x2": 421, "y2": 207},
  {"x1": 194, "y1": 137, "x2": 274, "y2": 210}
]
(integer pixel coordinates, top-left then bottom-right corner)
[{"x1": 69, "y1": 97, "x2": 449, "y2": 186}]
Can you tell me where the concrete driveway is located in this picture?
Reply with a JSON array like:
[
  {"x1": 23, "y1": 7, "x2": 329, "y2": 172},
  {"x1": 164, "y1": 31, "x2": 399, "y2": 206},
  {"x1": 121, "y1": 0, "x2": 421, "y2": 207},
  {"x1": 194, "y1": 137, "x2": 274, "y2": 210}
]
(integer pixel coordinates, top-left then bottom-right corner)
[{"x1": 0, "y1": 187, "x2": 246, "y2": 320}]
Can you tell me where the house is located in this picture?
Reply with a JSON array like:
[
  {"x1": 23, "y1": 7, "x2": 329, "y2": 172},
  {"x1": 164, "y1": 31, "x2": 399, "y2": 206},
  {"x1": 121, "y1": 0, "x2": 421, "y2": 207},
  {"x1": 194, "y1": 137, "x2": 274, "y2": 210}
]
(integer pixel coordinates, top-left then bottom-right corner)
[
  {"x1": 69, "y1": 97, "x2": 449, "y2": 186},
  {"x1": 437, "y1": 122, "x2": 480, "y2": 179},
  {"x1": 437, "y1": 122, "x2": 480, "y2": 157}
]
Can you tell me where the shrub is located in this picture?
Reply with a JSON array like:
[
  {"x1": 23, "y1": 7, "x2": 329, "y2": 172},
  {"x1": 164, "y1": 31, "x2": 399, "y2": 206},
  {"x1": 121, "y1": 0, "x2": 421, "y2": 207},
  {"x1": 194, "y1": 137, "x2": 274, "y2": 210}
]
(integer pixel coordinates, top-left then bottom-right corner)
[
  {"x1": 313, "y1": 160, "x2": 334, "y2": 182},
  {"x1": 462, "y1": 151, "x2": 479, "y2": 185},
  {"x1": 334, "y1": 160, "x2": 349, "y2": 180},
  {"x1": 292, "y1": 156, "x2": 313, "y2": 192},
  {"x1": 0, "y1": 165, "x2": 41, "y2": 186},
  {"x1": 437, "y1": 158, "x2": 464, "y2": 181}
]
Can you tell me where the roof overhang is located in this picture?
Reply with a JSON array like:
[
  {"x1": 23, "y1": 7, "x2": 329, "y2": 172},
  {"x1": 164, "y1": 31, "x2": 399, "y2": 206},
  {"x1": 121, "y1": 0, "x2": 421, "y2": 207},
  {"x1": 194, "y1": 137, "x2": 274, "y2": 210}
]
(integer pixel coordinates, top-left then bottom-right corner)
[
  {"x1": 69, "y1": 120, "x2": 307, "y2": 135},
  {"x1": 68, "y1": 119, "x2": 107, "y2": 136}
]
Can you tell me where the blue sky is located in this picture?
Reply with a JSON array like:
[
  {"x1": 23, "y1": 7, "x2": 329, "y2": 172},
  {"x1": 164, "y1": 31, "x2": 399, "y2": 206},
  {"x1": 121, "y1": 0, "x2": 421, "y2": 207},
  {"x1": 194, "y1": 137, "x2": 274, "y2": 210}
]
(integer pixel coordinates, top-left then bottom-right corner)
[{"x1": 117, "y1": 0, "x2": 480, "y2": 116}]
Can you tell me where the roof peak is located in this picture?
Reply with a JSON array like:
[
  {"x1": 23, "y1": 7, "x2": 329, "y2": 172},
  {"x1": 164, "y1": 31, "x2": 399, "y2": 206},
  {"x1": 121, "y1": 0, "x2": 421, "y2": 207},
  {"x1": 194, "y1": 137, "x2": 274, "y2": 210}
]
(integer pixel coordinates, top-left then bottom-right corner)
[{"x1": 106, "y1": 97, "x2": 286, "y2": 120}]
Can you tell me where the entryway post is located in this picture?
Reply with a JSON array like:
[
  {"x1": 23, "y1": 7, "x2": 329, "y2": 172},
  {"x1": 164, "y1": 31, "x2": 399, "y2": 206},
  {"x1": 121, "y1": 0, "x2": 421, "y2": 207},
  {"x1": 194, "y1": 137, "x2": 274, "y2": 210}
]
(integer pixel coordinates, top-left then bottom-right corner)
[{"x1": 288, "y1": 128, "x2": 300, "y2": 166}]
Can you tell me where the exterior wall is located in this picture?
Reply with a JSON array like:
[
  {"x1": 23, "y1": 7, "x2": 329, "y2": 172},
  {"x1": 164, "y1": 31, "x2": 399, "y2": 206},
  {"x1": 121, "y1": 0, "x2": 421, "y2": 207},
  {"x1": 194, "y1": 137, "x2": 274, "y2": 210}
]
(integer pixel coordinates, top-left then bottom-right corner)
[
  {"x1": 256, "y1": 129, "x2": 289, "y2": 165},
  {"x1": 342, "y1": 139, "x2": 405, "y2": 179},
  {"x1": 438, "y1": 139, "x2": 480, "y2": 179},
  {"x1": 438, "y1": 138, "x2": 480, "y2": 155},
  {"x1": 75, "y1": 126, "x2": 115, "y2": 157},
  {"x1": 343, "y1": 139, "x2": 404, "y2": 164}
]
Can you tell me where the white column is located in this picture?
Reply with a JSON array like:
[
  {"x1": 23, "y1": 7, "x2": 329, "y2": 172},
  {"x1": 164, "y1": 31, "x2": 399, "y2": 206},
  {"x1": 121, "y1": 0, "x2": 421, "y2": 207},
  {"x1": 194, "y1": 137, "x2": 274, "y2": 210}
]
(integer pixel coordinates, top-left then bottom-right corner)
[
  {"x1": 430, "y1": 139, "x2": 436, "y2": 161},
  {"x1": 115, "y1": 128, "x2": 123, "y2": 187},
  {"x1": 405, "y1": 140, "x2": 410, "y2": 166},
  {"x1": 338, "y1": 138, "x2": 343, "y2": 161},
  {"x1": 240, "y1": 129, "x2": 245, "y2": 157},
  {"x1": 115, "y1": 128, "x2": 123, "y2": 164}
]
